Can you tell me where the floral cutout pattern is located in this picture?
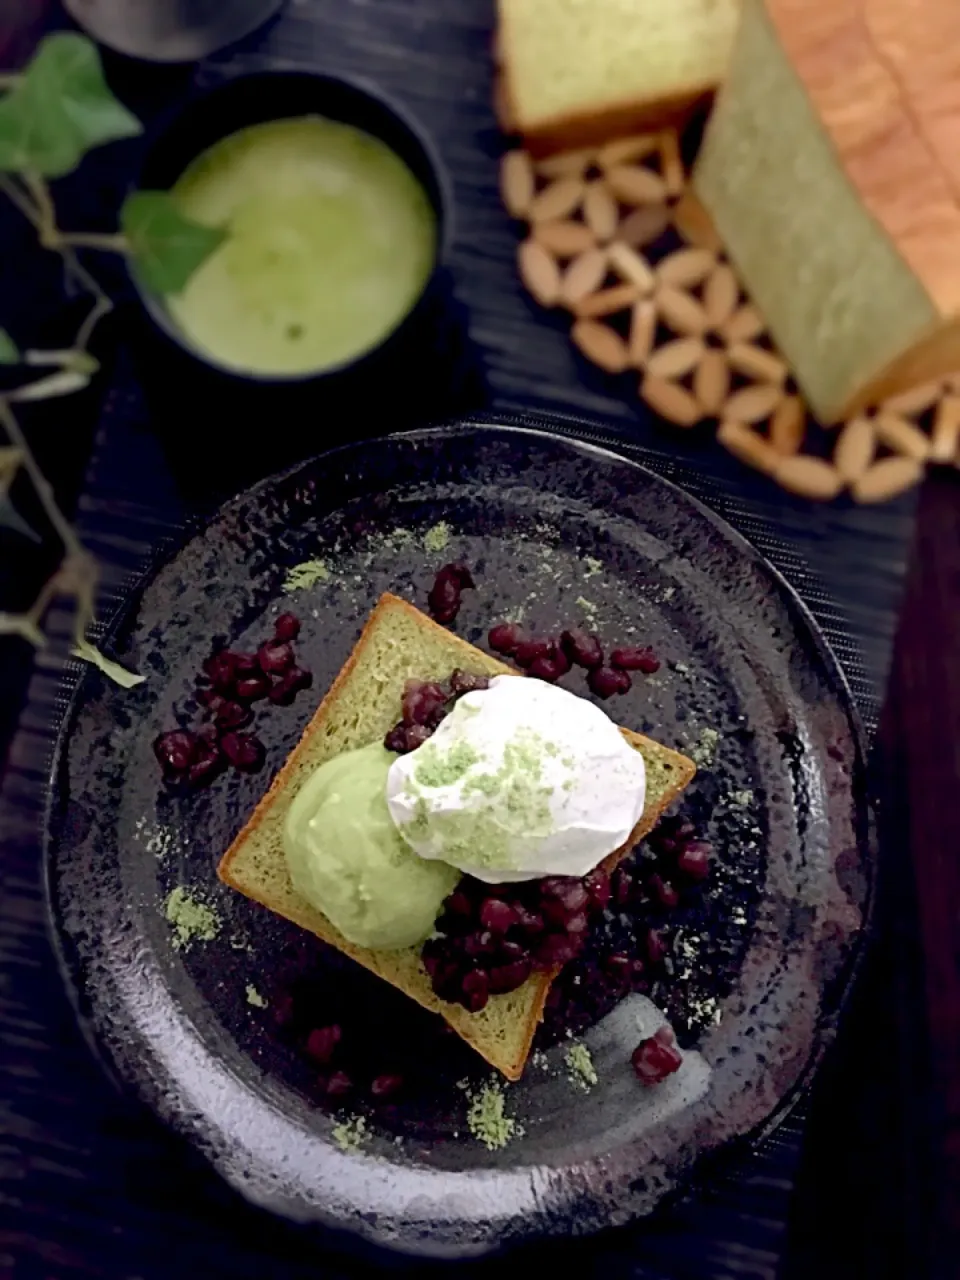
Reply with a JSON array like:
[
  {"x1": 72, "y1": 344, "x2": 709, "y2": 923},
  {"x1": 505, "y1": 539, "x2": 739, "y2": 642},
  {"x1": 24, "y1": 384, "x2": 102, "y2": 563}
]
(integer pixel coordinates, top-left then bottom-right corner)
[{"x1": 502, "y1": 134, "x2": 960, "y2": 503}]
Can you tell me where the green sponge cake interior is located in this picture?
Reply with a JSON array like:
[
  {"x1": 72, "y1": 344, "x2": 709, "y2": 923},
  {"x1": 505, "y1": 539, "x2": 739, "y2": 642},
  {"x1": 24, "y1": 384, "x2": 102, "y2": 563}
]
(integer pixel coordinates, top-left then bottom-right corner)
[
  {"x1": 500, "y1": 0, "x2": 741, "y2": 149},
  {"x1": 693, "y1": 0, "x2": 946, "y2": 422}
]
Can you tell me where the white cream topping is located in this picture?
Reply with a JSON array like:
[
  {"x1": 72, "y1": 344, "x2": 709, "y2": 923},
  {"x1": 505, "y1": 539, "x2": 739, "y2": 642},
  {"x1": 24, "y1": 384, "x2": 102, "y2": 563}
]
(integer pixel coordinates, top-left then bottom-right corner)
[{"x1": 385, "y1": 675, "x2": 646, "y2": 882}]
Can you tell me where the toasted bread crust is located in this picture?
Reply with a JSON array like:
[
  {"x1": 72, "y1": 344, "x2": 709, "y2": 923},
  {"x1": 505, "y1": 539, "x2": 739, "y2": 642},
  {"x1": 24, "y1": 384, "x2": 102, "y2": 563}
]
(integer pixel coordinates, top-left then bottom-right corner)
[
  {"x1": 504, "y1": 81, "x2": 712, "y2": 158},
  {"x1": 219, "y1": 594, "x2": 695, "y2": 1079}
]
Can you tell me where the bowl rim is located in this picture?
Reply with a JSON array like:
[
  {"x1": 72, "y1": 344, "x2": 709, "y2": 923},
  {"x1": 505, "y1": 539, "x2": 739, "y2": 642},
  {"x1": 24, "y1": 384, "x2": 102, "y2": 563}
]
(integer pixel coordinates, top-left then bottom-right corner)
[{"x1": 127, "y1": 67, "x2": 453, "y2": 385}]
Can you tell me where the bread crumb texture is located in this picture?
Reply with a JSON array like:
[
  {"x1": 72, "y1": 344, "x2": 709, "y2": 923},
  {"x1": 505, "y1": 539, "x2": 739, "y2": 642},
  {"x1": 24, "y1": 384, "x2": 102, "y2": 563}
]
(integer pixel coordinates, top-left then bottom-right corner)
[{"x1": 502, "y1": 0, "x2": 740, "y2": 135}]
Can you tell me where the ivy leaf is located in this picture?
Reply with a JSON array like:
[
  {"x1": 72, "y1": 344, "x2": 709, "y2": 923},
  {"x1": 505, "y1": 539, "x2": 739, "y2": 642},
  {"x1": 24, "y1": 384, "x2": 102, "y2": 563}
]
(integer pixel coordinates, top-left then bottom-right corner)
[
  {"x1": 0, "y1": 34, "x2": 142, "y2": 178},
  {"x1": 0, "y1": 329, "x2": 19, "y2": 363},
  {"x1": 72, "y1": 636, "x2": 146, "y2": 688},
  {"x1": 121, "y1": 191, "x2": 226, "y2": 295},
  {"x1": 0, "y1": 445, "x2": 39, "y2": 541}
]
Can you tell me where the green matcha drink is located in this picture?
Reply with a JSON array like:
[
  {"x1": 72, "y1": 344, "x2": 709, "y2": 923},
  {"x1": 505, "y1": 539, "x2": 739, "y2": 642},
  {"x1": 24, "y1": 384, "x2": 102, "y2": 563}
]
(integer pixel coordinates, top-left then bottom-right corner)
[{"x1": 167, "y1": 116, "x2": 437, "y2": 376}]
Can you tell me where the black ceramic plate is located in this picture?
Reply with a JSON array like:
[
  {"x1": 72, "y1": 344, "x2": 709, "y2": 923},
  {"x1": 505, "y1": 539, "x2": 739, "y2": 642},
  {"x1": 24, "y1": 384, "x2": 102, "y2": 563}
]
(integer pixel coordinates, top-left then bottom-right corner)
[{"x1": 45, "y1": 421, "x2": 873, "y2": 1257}]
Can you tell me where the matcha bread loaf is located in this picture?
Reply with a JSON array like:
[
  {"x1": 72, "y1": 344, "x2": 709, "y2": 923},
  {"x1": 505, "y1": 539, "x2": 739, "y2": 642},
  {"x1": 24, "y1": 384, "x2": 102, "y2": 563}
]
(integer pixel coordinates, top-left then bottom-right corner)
[
  {"x1": 694, "y1": 0, "x2": 960, "y2": 423},
  {"x1": 497, "y1": 0, "x2": 742, "y2": 155},
  {"x1": 218, "y1": 594, "x2": 696, "y2": 1080}
]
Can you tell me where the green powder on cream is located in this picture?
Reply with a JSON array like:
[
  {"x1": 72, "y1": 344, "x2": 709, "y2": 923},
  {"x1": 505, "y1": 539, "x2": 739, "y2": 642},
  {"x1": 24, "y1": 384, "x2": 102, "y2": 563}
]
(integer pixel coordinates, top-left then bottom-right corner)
[
  {"x1": 414, "y1": 740, "x2": 480, "y2": 788},
  {"x1": 402, "y1": 725, "x2": 566, "y2": 872}
]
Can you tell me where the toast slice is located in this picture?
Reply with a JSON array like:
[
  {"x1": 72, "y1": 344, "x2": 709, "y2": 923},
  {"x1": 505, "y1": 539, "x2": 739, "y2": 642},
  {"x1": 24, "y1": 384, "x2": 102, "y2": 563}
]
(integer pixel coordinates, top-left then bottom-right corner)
[
  {"x1": 218, "y1": 594, "x2": 696, "y2": 1080},
  {"x1": 497, "y1": 0, "x2": 742, "y2": 156}
]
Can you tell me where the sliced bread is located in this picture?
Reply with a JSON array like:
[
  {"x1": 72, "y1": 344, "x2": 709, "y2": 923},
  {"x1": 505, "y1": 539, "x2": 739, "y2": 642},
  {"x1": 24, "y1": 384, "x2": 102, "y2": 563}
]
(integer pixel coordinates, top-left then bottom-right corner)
[
  {"x1": 218, "y1": 594, "x2": 696, "y2": 1080},
  {"x1": 497, "y1": 0, "x2": 742, "y2": 155},
  {"x1": 694, "y1": 0, "x2": 960, "y2": 423}
]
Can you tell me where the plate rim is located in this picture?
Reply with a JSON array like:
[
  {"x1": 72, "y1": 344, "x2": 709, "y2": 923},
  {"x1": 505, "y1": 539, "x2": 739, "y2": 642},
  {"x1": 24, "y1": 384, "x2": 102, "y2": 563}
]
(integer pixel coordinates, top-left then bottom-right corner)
[{"x1": 41, "y1": 416, "x2": 878, "y2": 1253}]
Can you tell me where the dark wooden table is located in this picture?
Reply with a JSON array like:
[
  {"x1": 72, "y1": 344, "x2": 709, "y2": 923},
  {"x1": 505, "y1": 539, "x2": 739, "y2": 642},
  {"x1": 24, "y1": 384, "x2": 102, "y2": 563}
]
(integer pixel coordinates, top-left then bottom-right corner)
[
  {"x1": 1, "y1": 4, "x2": 958, "y2": 1277},
  {"x1": 879, "y1": 475, "x2": 960, "y2": 1267}
]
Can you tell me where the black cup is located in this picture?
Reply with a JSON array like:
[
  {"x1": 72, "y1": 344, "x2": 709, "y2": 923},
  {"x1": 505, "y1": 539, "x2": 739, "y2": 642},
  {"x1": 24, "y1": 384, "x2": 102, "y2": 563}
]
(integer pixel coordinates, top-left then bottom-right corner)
[{"x1": 127, "y1": 71, "x2": 484, "y2": 497}]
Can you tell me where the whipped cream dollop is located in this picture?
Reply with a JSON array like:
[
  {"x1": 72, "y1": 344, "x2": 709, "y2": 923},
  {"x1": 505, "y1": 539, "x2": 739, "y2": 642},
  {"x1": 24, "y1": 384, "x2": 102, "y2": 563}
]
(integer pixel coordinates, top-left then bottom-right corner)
[{"x1": 385, "y1": 675, "x2": 646, "y2": 882}]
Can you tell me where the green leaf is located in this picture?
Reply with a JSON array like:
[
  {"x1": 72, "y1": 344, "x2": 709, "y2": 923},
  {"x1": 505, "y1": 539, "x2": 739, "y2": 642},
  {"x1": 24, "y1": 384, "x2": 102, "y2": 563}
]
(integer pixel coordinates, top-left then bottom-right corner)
[
  {"x1": 0, "y1": 329, "x2": 19, "y2": 363},
  {"x1": 0, "y1": 33, "x2": 142, "y2": 177},
  {"x1": 71, "y1": 636, "x2": 146, "y2": 688},
  {"x1": 121, "y1": 191, "x2": 226, "y2": 295}
]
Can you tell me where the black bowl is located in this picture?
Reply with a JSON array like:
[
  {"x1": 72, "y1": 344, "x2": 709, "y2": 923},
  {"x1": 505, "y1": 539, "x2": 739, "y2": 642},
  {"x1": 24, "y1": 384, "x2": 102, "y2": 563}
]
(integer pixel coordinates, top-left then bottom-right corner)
[
  {"x1": 130, "y1": 69, "x2": 451, "y2": 384},
  {"x1": 125, "y1": 70, "x2": 480, "y2": 498}
]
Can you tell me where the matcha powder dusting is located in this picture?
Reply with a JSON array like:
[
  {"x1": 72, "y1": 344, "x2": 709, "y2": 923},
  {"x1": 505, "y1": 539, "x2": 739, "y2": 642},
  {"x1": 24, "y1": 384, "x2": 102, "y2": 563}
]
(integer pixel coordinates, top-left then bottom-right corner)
[
  {"x1": 689, "y1": 726, "x2": 720, "y2": 768},
  {"x1": 466, "y1": 1079, "x2": 525, "y2": 1151},
  {"x1": 565, "y1": 1042, "x2": 599, "y2": 1092},
  {"x1": 332, "y1": 1115, "x2": 368, "y2": 1153},
  {"x1": 164, "y1": 887, "x2": 220, "y2": 951},
  {"x1": 423, "y1": 521, "x2": 451, "y2": 553},
  {"x1": 284, "y1": 558, "x2": 330, "y2": 592}
]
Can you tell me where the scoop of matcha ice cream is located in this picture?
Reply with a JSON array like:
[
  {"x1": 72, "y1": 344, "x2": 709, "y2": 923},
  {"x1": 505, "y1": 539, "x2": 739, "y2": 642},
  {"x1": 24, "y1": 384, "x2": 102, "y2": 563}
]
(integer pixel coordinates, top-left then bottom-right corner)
[{"x1": 283, "y1": 742, "x2": 459, "y2": 950}]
